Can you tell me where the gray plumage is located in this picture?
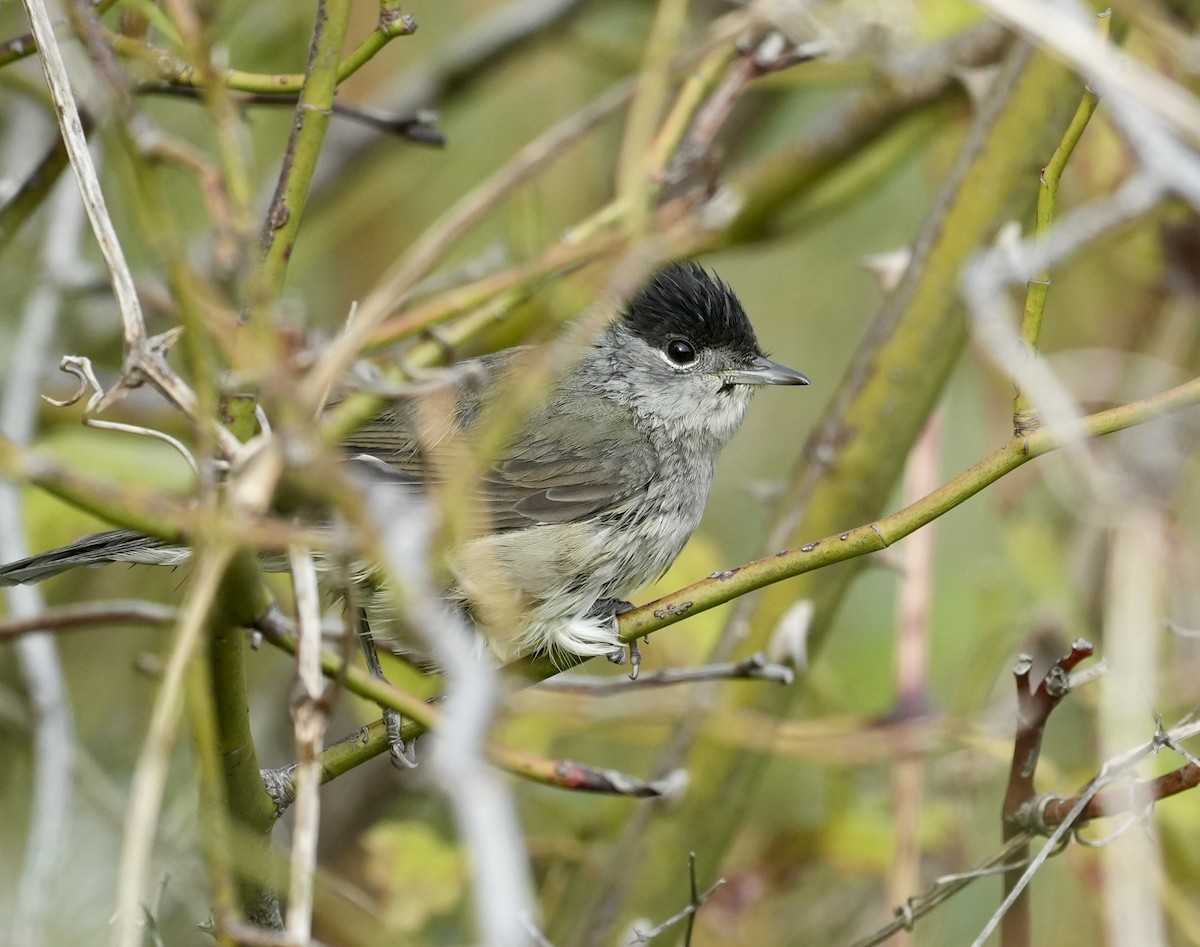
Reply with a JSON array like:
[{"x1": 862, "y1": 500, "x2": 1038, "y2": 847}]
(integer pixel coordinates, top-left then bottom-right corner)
[{"x1": 0, "y1": 263, "x2": 808, "y2": 662}]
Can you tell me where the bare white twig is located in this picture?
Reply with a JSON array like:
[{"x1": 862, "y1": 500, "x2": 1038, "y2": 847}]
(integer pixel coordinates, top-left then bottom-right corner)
[
  {"x1": 364, "y1": 476, "x2": 538, "y2": 947},
  {"x1": 20, "y1": 0, "x2": 242, "y2": 461},
  {"x1": 0, "y1": 173, "x2": 83, "y2": 947},
  {"x1": 537, "y1": 653, "x2": 794, "y2": 694},
  {"x1": 285, "y1": 546, "x2": 327, "y2": 942}
]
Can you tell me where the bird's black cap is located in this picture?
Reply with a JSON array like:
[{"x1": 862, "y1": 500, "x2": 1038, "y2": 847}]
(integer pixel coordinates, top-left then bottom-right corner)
[{"x1": 619, "y1": 262, "x2": 763, "y2": 360}]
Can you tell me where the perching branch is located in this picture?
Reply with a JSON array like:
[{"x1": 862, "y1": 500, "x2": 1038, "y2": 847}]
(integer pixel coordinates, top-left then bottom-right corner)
[{"x1": 608, "y1": 374, "x2": 1200, "y2": 660}]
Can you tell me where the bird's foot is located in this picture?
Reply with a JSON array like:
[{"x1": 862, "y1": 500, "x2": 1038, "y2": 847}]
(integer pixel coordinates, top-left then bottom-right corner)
[
  {"x1": 355, "y1": 605, "x2": 419, "y2": 768},
  {"x1": 588, "y1": 598, "x2": 642, "y2": 680}
]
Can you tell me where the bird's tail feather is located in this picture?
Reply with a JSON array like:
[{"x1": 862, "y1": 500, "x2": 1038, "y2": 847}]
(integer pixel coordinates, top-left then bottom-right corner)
[{"x1": 0, "y1": 529, "x2": 180, "y2": 585}]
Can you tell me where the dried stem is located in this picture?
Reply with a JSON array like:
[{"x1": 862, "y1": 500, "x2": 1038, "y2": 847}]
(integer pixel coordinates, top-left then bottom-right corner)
[
  {"x1": 113, "y1": 548, "x2": 235, "y2": 947},
  {"x1": 19, "y1": 0, "x2": 144, "y2": 348},
  {"x1": 284, "y1": 548, "x2": 327, "y2": 942}
]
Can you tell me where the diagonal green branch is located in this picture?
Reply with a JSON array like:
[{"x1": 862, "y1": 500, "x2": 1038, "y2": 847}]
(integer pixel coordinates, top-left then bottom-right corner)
[{"x1": 521, "y1": 373, "x2": 1200, "y2": 678}]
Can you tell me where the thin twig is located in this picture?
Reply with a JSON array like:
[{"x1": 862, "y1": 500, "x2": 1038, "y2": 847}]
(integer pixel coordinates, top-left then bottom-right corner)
[
  {"x1": 1012, "y1": 9, "x2": 1110, "y2": 435},
  {"x1": 627, "y1": 852, "x2": 723, "y2": 944},
  {"x1": 536, "y1": 653, "x2": 794, "y2": 694},
  {"x1": 113, "y1": 548, "x2": 235, "y2": 947},
  {"x1": 0, "y1": 601, "x2": 177, "y2": 640},
  {"x1": 1000, "y1": 640, "x2": 1095, "y2": 947},
  {"x1": 501, "y1": 753, "x2": 686, "y2": 798},
  {"x1": 138, "y1": 84, "x2": 447, "y2": 145}
]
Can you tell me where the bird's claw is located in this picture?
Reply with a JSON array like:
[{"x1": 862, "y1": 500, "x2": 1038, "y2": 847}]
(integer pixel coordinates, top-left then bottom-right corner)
[
  {"x1": 592, "y1": 598, "x2": 640, "y2": 676},
  {"x1": 384, "y1": 707, "x2": 418, "y2": 769}
]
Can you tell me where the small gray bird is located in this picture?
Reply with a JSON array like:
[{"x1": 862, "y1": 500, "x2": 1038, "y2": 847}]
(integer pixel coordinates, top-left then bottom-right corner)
[{"x1": 0, "y1": 263, "x2": 807, "y2": 663}]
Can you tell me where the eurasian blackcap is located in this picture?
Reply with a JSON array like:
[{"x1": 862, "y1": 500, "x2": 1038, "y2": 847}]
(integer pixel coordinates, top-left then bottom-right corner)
[{"x1": 0, "y1": 263, "x2": 808, "y2": 663}]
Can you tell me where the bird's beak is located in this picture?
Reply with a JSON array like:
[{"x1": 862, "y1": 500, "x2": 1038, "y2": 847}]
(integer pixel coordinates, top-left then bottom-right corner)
[{"x1": 722, "y1": 355, "x2": 810, "y2": 387}]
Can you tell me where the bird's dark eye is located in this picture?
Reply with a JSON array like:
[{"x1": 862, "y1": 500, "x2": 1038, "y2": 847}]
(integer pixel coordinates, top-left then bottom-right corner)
[{"x1": 665, "y1": 339, "x2": 696, "y2": 366}]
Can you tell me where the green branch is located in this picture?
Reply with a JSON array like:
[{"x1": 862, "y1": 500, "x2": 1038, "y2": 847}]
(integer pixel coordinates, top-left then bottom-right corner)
[
  {"x1": 1013, "y1": 10, "x2": 1111, "y2": 433},
  {"x1": 258, "y1": 0, "x2": 353, "y2": 301},
  {"x1": 108, "y1": 6, "x2": 413, "y2": 97}
]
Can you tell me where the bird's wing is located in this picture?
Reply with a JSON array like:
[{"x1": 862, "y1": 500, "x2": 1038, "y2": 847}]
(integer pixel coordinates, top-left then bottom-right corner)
[
  {"x1": 340, "y1": 370, "x2": 657, "y2": 533},
  {"x1": 479, "y1": 400, "x2": 657, "y2": 530}
]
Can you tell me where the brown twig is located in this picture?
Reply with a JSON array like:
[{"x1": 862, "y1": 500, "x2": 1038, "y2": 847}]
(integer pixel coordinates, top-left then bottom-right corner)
[
  {"x1": 138, "y1": 84, "x2": 447, "y2": 145},
  {"x1": 1043, "y1": 760, "x2": 1200, "y2": 826},
  {"x1": 501, "y1": 751, "x2": 685, "y2": 798},
  {"x1": 0, "y1": 601, "x2": 177, "y2": 640},
  {"x1": 1002, "y1": 641, "x2": 1096, "y2": 824},
  {"x1": 999, "y1": 640, "x2": 1095, "y2": 947}
]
